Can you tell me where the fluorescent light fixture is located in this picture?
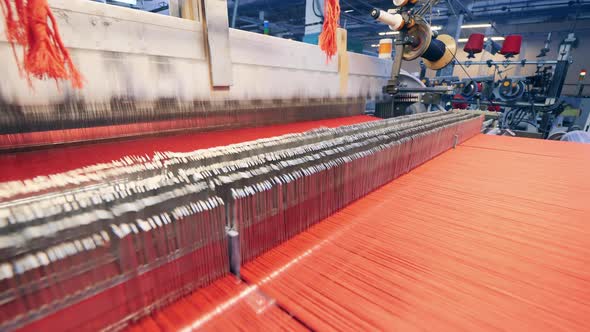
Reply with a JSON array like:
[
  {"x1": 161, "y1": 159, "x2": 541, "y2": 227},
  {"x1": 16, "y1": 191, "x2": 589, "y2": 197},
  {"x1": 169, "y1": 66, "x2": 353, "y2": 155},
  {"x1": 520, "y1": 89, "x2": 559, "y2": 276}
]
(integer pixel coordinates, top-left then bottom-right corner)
[
  {"x1": 457, "y1": 36, "x2": 505, "y2": 43},
  {"x1": 113, "y1": 0, "x2": 137, "y2": 4},
  {"x1": 344, "y1": 9, "x2": 354, "y2": 13},
  {"x1": 371, "y1": 44, "x2": 379, "y2": 48},
  {"x1": 462, "y1": 23, "x2": 492, "y2": 29}
]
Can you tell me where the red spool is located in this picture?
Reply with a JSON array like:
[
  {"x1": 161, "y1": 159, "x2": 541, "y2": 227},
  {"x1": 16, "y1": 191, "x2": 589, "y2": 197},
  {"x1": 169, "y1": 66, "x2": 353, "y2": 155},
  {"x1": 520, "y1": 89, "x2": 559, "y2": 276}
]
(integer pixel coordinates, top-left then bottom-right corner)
[
  {"x1": 452, "y1": 94, "x2": 469, "y2": 110},
  {"x1": 500, "y1": 35, "x2": 522, "y2": 58},
  {"x1": 488, "y1": 104, "x2": 501, "y2": 112},
  {"x1": 463, "y1": 34, "x2": 485, "y2": 59}
]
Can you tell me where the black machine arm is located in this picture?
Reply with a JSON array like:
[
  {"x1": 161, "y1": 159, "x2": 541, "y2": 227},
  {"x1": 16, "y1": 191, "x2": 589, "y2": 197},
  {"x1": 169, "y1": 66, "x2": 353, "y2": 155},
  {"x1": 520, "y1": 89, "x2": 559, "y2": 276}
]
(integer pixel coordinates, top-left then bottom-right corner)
[{"x1": 371, "y1": 0, "x2": 455, "y2": 96}]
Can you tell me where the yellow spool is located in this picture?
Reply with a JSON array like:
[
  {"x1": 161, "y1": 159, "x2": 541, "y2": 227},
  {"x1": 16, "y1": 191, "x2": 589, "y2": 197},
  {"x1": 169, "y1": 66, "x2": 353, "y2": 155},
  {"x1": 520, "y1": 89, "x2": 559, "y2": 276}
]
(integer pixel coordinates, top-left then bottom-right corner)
[{"x1": 379, "y1": 38, "x2": 393, "y2": 59}]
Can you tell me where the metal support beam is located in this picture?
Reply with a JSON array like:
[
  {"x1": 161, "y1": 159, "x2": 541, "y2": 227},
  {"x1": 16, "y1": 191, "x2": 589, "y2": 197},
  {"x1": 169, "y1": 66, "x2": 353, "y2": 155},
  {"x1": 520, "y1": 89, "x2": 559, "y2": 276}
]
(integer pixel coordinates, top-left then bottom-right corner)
[
  {"x1": 180, "y1": 0, "x2": 200, "y2": 21},
  {"x1": 447, "y1": 0, "x2": 472, "y2": 19},
  {"x1": 201, "y1": 0, "x2": 233, "y2": 87},
  {"x1": 227, "y1": 228, "x2": 241, "y2": 277},
  {"x1": 546, "y1": 33, "x2": 577, "y2": 105},
  {"x1": 169, "y1": 0, "x2": 181, "y2": 17},
  {"x1": 385, "y1": 32, "x2": 407, "y2": 95},
  {"x1": 231, "y1": 0, "x2": 239, "y2": 28},
  {"x1": 458, "y1": 60, "x2": 559, "y2": 67}
]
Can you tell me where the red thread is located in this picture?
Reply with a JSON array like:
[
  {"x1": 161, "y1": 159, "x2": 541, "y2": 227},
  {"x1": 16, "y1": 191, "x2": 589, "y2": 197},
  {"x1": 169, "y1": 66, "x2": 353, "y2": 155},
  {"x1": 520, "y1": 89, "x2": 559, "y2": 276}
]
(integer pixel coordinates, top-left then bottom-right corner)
[
  {"x1": 1, "y1": 0, "x2": 83, "y2": 88},
  {"x1": 0, "y1": 115, "x2": 377, "y2": 182},
  {"x1": 464, "y1": 33, "x2": 484, "y2": 58},
  {"x1": 452, "y1": 94, "x2": 469, "y2": 109},
  {"x1": 500, "y1": 35, "x2": 522, "y2": 58},
  {"x1": 240, "y1": 134, "x2": 590, "y2": 331},
  {"x1": 318, "y1": 0, "x2": 340, "y2": 62}
]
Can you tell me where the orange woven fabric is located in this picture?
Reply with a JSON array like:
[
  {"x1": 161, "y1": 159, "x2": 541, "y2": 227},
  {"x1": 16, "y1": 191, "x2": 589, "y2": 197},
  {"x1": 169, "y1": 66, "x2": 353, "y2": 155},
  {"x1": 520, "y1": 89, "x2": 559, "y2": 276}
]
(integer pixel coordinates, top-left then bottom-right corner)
[
  {"x1": 125, "y1": 135, "x2": 590, "y2": 331},
  {"x1": 1, "y1": 0, "x2": 83, "y2": 88},
  {"x1": 126, "y1": 276, "x2": 306, "y2": 332},
  {"x1": 318, "y1": 0, "x2": 340, "y2": 62}
]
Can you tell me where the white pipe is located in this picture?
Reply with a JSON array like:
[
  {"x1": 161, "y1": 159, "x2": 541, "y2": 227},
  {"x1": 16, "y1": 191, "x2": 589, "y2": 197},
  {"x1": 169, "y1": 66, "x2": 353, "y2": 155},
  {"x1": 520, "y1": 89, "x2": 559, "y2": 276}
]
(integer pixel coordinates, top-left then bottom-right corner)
[{"x1": 371, "y1": 9, "x2": 404, "y2": 31}]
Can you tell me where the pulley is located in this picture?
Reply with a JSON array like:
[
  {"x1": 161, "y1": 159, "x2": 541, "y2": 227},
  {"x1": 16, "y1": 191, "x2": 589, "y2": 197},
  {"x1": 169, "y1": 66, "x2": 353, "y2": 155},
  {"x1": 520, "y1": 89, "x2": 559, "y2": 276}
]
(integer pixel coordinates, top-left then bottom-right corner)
[
  {"x1": 403, "y1": 21, "x2": 457, "y2": 70},
  {"x1": 497, "y1": 79, "x2": 526, "y2": 101},
  {"x1": 460, "y1": 80, "x2": 482, "y2": 99}
]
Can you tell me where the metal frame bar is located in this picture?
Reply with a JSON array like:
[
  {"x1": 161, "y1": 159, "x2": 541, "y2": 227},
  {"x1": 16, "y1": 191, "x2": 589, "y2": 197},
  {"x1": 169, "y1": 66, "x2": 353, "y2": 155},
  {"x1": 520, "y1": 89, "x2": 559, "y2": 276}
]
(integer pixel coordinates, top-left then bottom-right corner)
[{"x1": 457, "y1": 60, "x2": 559, "y2": 67}]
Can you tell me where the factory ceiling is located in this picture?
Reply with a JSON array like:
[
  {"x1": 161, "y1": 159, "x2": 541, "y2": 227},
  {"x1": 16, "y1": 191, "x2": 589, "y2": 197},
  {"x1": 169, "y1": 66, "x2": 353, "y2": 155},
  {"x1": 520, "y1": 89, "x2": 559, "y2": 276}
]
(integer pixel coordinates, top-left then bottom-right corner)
[
  {"x1": 227, "y1": 0, "x2": 590, "y2": 51},
  {"x1": 103, "y1": 1, "x2": 589, "y2": 52}
]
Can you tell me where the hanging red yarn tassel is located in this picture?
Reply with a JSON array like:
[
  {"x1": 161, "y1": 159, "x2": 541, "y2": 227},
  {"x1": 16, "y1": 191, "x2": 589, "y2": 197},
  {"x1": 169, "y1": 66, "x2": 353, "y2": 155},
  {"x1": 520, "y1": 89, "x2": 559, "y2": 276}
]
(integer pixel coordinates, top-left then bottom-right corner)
[
  {"x1": 1, "y1": 0, "x2": 84, "y2": 89},
  {"x1": 318, "y1": 0, "x2": 340, "y2": 62}
]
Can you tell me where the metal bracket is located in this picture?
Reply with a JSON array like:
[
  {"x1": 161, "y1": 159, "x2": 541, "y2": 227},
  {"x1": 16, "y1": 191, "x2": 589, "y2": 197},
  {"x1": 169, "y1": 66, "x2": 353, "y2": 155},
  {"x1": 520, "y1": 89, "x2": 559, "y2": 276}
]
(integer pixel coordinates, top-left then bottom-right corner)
[
  {"x1": 201, "y1": 0, "x2": 233, "y2": 88},
  {"x1": 226, "y1": 228, "x2": 241, "y2": 277},
  {"x1": 420, "y1": 92, "x2": 442, "y2": 105},
  {"x1": 385, "y1": 30, "x2": 409, "y2": 95}
]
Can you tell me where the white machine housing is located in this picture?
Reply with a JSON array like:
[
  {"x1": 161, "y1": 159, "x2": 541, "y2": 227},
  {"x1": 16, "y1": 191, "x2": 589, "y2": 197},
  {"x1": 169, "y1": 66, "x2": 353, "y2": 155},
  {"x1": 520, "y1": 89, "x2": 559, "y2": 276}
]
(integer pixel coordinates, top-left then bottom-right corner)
[{"x1": 0, "y1": 0, "x2": 401, "y2": 106}]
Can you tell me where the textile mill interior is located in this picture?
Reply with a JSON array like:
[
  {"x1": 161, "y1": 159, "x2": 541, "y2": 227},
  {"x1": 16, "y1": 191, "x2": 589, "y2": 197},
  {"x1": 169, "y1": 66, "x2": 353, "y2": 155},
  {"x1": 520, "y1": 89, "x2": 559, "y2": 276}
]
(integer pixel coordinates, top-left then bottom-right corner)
[{"x1": 1, "y1": 0, "x2": 590, "y2": 331}]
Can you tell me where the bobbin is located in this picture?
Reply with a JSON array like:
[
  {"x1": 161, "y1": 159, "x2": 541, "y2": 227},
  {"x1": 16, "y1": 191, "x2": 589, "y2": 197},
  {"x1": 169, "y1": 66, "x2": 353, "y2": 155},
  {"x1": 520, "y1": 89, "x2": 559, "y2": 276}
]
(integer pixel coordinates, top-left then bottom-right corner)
[{"x1": 402, "y1": 21, "x2": 457, "y2": 70}]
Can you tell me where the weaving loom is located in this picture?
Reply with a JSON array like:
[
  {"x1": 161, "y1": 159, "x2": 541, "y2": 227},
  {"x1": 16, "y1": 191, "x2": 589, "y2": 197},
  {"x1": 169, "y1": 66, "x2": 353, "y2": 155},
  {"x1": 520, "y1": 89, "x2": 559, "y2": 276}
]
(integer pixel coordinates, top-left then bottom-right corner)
[
  {"x1": 2, "y1": 1, "x2": 590, "y2": 332},
  {"x1": 0, "y1": 111, "x2": 483, "y2": 331}
]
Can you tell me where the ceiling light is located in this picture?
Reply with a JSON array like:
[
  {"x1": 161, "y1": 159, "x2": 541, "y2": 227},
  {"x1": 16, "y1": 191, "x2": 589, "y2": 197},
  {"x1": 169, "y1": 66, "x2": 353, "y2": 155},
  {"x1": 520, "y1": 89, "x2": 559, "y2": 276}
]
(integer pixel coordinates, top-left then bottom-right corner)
[
  {"x1": 457, "y1": 36, "x2": 505, "y2": 43},
  {"x1": 462, "y1": 23, "x2": 492, "y2": 29},
  {"x1": 344, "y1": 9, "x2": 354, "y2": 13},
  {"x1": 371, "y1": 44, "x2": 379, "y2": 48}
]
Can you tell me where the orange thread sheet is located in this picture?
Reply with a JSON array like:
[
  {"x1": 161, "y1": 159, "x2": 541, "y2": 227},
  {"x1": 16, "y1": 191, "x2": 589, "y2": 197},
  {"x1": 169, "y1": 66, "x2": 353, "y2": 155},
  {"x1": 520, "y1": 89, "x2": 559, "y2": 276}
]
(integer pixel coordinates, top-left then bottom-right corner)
[
  {"x1": 129, "y1": 135, "x2": 590, "y2": 331},
  {"x1": 0, "y1": 115, "x2": 376, "y2": 182},
  {"x1": 241, "y1": 135, "x2": 590, "y2": 331},
  {"x1": 127, "y1": 276, "x2": 306, "y2": 332}
]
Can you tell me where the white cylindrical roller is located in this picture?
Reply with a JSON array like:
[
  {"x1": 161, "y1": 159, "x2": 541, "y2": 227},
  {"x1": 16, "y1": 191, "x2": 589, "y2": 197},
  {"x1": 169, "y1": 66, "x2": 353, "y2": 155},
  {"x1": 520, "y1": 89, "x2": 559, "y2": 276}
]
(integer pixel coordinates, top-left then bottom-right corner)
[{"x1": 370, "y1": 9, "x2": 404, "y2": 31}]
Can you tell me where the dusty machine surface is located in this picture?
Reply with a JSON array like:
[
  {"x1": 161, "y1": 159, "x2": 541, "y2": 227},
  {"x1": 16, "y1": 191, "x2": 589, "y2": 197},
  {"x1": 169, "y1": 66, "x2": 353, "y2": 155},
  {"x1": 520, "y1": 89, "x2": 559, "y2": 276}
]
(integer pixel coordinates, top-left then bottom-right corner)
[{"x1": 0, "y1": 1, "x2": 394, "y2": 151}]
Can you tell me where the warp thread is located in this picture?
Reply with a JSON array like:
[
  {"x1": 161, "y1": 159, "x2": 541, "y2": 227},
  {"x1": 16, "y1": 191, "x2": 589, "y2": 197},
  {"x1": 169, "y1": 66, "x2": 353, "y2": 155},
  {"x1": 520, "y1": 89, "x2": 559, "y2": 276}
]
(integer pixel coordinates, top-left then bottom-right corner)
[
  {"x1": 0, "y1": 113, "x2": 482, "y2": 331},
  {"x1": 240, "y1": 134, "x2": 590, "y2": 331},
  {"x1": 0, "y1": 0, "x2": 84, "y2": 88}
]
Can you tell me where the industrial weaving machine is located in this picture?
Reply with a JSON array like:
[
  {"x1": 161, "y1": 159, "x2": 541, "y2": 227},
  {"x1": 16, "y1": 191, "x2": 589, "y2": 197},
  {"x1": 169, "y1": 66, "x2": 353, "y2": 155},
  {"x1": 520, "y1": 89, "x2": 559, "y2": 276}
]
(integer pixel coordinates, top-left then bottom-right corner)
[
  {"x1": 0, "y1": 0, "x2": 480, "y2": 330},
  {"x1": 1, "y1": 1, "x2": 589, "y2": 332},
  {"x1": 0, "y1": 110, "x2": 483, "y2": 330}
]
